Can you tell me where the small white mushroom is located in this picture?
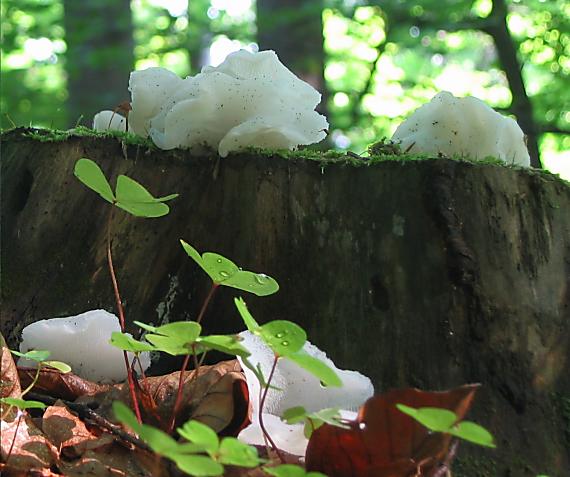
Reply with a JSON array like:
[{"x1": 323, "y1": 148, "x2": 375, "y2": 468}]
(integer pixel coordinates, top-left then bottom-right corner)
[
  {"x1": 19, "y1": 310, "x2": 150, "y2": 383},
  {"x1": 92, "y1": 110, "x2": 127, "y2": 132},
  {"x1": 391, "y1": 91, "x2": 530, "y2": 167}
]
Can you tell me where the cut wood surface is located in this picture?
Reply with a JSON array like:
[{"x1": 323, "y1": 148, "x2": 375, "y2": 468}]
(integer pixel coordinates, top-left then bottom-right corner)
[{"x1": 1, "y1": 128, "x2": 569, "y2": 475}]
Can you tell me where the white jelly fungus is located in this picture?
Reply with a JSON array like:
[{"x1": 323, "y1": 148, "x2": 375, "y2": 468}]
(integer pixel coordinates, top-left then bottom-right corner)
[
  {"x1": 237, "y1": 331, "x2": 374, "y2": 456},
  {"x1": 391, "y1": 91, "x2": 530, "y2": 167},
  {"x1": 19, "y1": 310, "x2": 151, "y2": 383},
  {"x1": 93, "y1": 50, "x2": 328, "y2": 157},
  {"x1": 93, "y1": 110, "x2": 127, "y2": 132}
]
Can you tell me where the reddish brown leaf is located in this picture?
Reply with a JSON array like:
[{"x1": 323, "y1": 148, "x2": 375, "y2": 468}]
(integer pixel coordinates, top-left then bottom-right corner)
[
  {"x1": 18, "y1": 367, "x2": 112, "y2": 401},
  {"x1": 42, "y1": 401, "x2": 114, "y2": 458},
  {"x1": 1, "y1": 333, "x2": 21, "y2": 399},
  {"x1": 96, "y1": 359, "x2": 251, "y2": 434},
  {"x1": 305, "y1": 384, "x2": 479, "y2": 477},
  {"x1": 0, "y1": 412, "x2": 59, "y2": 473}
]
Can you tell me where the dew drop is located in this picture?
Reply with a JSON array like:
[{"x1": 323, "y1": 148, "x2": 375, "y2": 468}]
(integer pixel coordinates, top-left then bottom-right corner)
[
  {"x1": 281, "y1": 340, "x2": 289, "y2": 346},
  {"x1": 219, "y1": 271, "x2": 230, "y2": 278},
  {"x1": 216, "y1": 258, "x2": 223, "y2": 263},
  {"x1": 254, "y1": 274, "x2": 269, "y2": 284}
]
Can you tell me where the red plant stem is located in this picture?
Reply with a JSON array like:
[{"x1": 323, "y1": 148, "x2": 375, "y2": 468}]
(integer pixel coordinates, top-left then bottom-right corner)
[
  {"x1": 6, "y1": 413, "x2": 23, "y2": 464},
  {"x1": 107, "y1": 221, "x2": 142, "y2": 424},
  {"x1": 168, "y1": 282, "x2": 219, "y2": 433},
  {"x1": 259, "y1": 354, "x2": 286, "y2": 463}
]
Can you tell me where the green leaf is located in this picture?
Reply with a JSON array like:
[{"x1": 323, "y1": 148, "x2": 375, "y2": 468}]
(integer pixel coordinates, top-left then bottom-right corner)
[
  {"x1": 110, "y1": 332, "x2": 155, "y2": 353},
  {"x1": 264, "y1": 464, "x2": 327, "y2": 477},
  {"x1": 0, "y1": 397, "x2": 47, "y2": 410},
  {"x1": 115, "y1": 175, "x2": 168, "y2": 217},
  {"x1": 450, "y1": 420, "x2": 496, "y2": 448},
  {"x1": 281, "y1": 406, "x2": 307, "y2": 425},
  {"x1": 74, "y1": 158, "x2": 115, "y2": 203},
  {"x1": 260, "y1": 320, "x2": 306, "y2": 355},
  {"x1": 133, "y1": 321, "x2": 159, "y2": 333},
  {"x1": 196, "y1": 335, "x2": 250, "y2": 358},
  {"x1": 144, "y1": 321, "x2": 202, "y2": 355},
  {"x1": 42, "y1": 361, "x2": 72, "y2": 373},
  {"x1": 177, "y1": 420, "x2": 219, "y2": 456},
  {"x1": 396, "y1": 405, "x2": 457, "y2": 432},
  {"x1": 222, "y1": 271, "x2": 279, "y2": 297},
  {"x1": 234, "y1": 298, "x2": 260, "y2": 331},
  {"x1": 113, "y1": 401, "x2": 141, "y2": 433},
  {"x1": 180, "y1": 241, "x2": 279, "y2": 295},
  {"x1": 11, "y1": 349, "x2": 51, "y2": 362},
  {"x1": 172, "y1": 454, "x2": 224, "y2": 477},
  {"x1": 286, "y1": 352, "x2": 342, "y2": 387},
  {"x1": 218, "y1": 437, "x2": 260, "y2": 467},
  {"x1": 144, "y1": 335, "x2": 191, "y2": 356}
]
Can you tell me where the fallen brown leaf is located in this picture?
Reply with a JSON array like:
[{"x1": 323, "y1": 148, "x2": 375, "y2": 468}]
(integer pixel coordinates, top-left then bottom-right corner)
[
  {"x1": 305, "y1": 384, "x2": 479, "y2": 477},
  {"x1": 1, "y1": 333, "x2": 21, "y2": 399}
]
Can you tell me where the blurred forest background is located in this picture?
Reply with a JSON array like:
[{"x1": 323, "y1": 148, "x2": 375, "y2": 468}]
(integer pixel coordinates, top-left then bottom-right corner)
[{"x1": 1, "y1": 0, "x2": 568, "y2": 177}]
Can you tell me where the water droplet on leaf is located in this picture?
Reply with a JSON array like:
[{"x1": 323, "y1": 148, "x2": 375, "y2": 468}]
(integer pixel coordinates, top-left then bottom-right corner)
[
  {"x1": 281, "y1": 340, "x2": 289, "y2": 346},
  {"x1": 219, "y1": 271, "x2": 230, "y2": 278},
  {"x1": 216, "y1": 258, "x2": 223, "y2": 263}
]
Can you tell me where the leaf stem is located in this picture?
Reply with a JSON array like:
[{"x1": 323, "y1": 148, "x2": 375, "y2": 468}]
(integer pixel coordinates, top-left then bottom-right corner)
[
  {"x1": 106, "y1": 212, "x2": 142, "y2": 424},
  {"x1": 259, "y1": 354, "x2": 286, "y2": 463},
  {"x1": 167, "y1": 283, "x2": 219, "y2": 432},
  {"x1": 5, "y1": 413, "x2": 23, "y2": 464}
]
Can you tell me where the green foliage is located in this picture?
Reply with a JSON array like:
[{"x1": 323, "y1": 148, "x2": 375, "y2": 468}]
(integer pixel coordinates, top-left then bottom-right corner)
[
  {"x1": 0, "y1": 397, "x2": 47, "y2": 410},
  {"x1": 396, "y1": 404, "x2": 496, "y2": 448},
  {"x1": 74, "y1": 158, "x2": 178, "y2": 218},
  {"x1": 180, "y1": 240, "x2": 279, "y2": 296},
  {"x1": 133, "y1": 320, "x2": 201, "y2": 356},
  {"x1": 264, "y1": 464, "x2": 327, "y2": 477},
  {"x1": 114, "y1": 402, "x2": 261, "y2": 476},
  {"x1": 282, "y1": 406, "x2": 348, "y2": 438}
]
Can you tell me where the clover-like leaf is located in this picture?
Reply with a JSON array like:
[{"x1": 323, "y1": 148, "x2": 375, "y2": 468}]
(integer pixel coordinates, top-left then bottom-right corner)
[
  {"x1": 74, "y1": 158, "x2": 115, "y2": 203},
  {"x1": 177, "y1": 420, "x2": 219, "y2": 455},
  {"x1": 110, "y1": 332, "x2": 155, "y2": 353},
  {"x1": 181, "y1": 240, "x2": 279, "y2": 296},
  {"x1": 260, "y1": 320, "x2": 306, "y2": 356},
  {"x1": 218, "y1": 437, "x2": 260, "y2": 467},
  {"x1": 396, "y1": 404, "x2": 458, "y2": 433},
  {"x1": 286, "y1": 352, "x2": 342, "y2": 387},
  {"x1": 264, "y1": 464, "x2": 327, "y2": 477},
  {"x1": 450, "y1": 420, "x2": 496, "y2": 448},
  {"x1": 172, "y1": 454, "x2": 224, "y2": 477},
  {"x1": 115, "y1": 175, "x2": 176, "y2": 217},
  {"x1": 196, "y1": 335, "x2": 250, "y2": 358},
  {"x1": 0, "y1": 397, "x2": 47, "y2": 410},
  {"x1": 42, "y1": 361, "x2": 72, "y2": 373},
  {"x1": 235, "y1": 297, "x2": 260, "y2": 331},
  {"x1": 11, "y1": 349, "x2": 51, "y2": 362}
]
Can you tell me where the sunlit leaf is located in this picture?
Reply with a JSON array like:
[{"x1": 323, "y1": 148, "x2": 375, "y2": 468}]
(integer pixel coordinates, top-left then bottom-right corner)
[
  {"x1": 282, "y1": 406, "x2": 307, "y2": 424},
  {"x1": 264, "y1": 464, "x2": 327, "y2": 477},
  {"x1": 396, "y1": 404, "x2": 457, "y2": 432},
  {"x1": 110, "y1": 332, "x2": 155, "y2": 352},
  {"x1": 235, "y1": 297, "x2": 260, "y2": 331},
  {"x1": 202, "y1": 252, "x2": 240, "y2": 283},
  {"x1": 260, "y1": 320, "x2": 306, "y2": 356},
  {"x1": 42, "y1": 360, "x2": 72, "y2": 373},
  {"x1": 11, "y1": 349, "x2": 51, "y2": 362},
  {"x1": 286, "y1": 352, "x2": 342, "y2": 387},
  {"x1": 0, "y1": 397, "x2": 46, "y2": 410},
  {"x1": 196, "y1": 335, "x2": 251, "y2": 358},
  {"x1": 172, "y1": 454, "x2": 224, "y2": 477},
  {"x1": 177, "y1": 420, "x2": 219, "y2": 455},
  {"x1": 218, "y1": 437, "x2": 260, "y2": 467},
  {"x1": 113, "y1": 401, "x2": 141, "y2": 432},
  {"x1": 450, "y1": 420, "x2": 496, "y2": 448},
  {"x1": 115, "y1": 175, "x2": 172, "y2": 217},
  {"x1": 222, "y1": 271, "x2": 279, "y2": 297},
  {"x1": 74, "y1": 158, "x2": 115, "y2": 203},
  {"x1": 133, "y1": 321, "x2": 159, "y2": 333},
  {"x1": 145, "y1": 334, "x2": 192, "y2": 356}
]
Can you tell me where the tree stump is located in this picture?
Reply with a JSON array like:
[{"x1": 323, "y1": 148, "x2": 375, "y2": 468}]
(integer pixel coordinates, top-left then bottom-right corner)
[{"x1": 1, "y1": 128, "x2": 569, "y2": 475}]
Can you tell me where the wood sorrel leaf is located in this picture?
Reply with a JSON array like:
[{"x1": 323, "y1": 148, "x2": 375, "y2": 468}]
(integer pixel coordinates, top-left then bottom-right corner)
[
  {"x1": 0, "y1": 397, "x2": 47, "y2": 410},
  {"x1": 234, "y1": 297, "x2": 260, "y2": 331},
  {"x1": 196, "y1": 335, "x2": 250, "y2": 358},
  {"x1": 450, "y1": 420, "x2": 496, "y2": 448},
  {"x1": 177, "y1": 420, "x2": 219, "y2": 455},
  {"x1": 264, "y1": 464, "x2": 327, "y2": 477},
  {"x1": 285, "y1": 352, "x2": 342, "y2": 387},
  {"x1": 180, "y1": 241, "x2": 279, "y2": 296},
  {"x1": 11, "y1": 349, "x2": 51, "y2": 362},
  {"x1": 42, "y1": 361, "x2": 72, "y2": 373},
  {"x1": 115, "y1": 175, "x2": 174, "y2": 217},
  {"x1": 74, "y1": 158, "x2": 115, "y2": 203},
  {"x1": 172, "y1": 454, "x2": 223, "y2": 477},
  {"x1": 110, "y1": 331, "x2": 155, "y2": 353},
  {"x1": 218, "y1": 437, "x2": 260, "y2": 467},
  {"x1": 260, "y1": 320, "x2": 306, "y2": 355},
  {"x1": 396, "y1": 404, "x2": 457, "y2": 432}
]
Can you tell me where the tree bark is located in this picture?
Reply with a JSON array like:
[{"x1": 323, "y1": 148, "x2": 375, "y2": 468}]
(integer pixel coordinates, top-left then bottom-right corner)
[
  {"x1": 62, "y1": 0, "x2": 134, "y2": 128},
  {"x1": 1, "y1": 129, "x2": 569, "y2": 476}
]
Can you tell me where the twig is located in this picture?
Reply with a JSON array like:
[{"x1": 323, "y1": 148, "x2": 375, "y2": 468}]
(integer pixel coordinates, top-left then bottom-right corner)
[{"x1": 26, "y1": 391, "x2": 151, "y2": 452}]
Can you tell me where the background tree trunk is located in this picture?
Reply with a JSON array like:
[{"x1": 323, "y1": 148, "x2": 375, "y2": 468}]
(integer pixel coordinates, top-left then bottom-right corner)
[
  {"x1": 62, "y1": 0, "x2": 134, "y2": 127},
  {"x1": 1, "y1": 129, "x2": 569, "y2": 476},
  {"x1": 256, "y1": 0, "x2": 328, "y2": 115}
]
